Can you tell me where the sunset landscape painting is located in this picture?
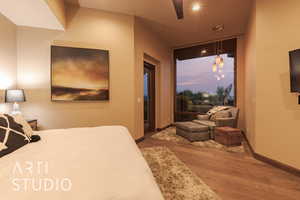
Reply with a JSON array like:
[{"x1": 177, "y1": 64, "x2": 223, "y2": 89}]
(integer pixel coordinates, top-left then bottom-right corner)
[{"x1": 51, "y1": 46, "x2": 109, "y2": 101}]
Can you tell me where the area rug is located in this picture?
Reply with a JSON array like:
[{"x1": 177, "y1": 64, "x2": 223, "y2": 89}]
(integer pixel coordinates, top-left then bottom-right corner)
[
  {"x1": 141, "y1": 146, "x2": 221, "y2": 200},
  {"x1": 151, "y1": 127, "x2": 246, "y2": 153}
]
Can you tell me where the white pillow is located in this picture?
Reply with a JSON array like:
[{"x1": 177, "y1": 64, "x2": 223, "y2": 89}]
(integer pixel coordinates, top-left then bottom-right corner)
[
  {"x1": 12, "y1": 114, "x2": 33, "y2": 138},
  {"x1": 206, "y1": 106, "x2": 219, "y2": 115},
  {"x1": 206, "y1": 106, "x2": 229, "y2": 116}
]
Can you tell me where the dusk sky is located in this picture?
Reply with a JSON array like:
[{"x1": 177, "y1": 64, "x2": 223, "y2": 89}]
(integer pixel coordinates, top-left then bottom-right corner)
[{"x1": 176, "y1": 54, "x2": 234, "y2": 96}]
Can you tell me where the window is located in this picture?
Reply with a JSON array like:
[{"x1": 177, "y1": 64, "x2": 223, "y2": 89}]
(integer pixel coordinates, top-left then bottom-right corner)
[{"x1": 174, "y1": 39, "x2": 236, "y2": 122}]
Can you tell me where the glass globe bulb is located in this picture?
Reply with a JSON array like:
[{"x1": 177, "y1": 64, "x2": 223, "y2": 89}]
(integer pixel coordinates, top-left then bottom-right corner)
[
  {"x1": 219, "y1": 60, "x2": 224, "y2": 68},
  {"x1": 212, "y1": 63, "x2": 217, "y2": 72},
  {"x1": 215, "y1": 55, "x2": 222, "y2": 65}
]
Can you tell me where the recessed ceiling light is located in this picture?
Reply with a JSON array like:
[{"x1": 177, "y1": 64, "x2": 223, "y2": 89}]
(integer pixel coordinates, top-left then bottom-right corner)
[{"x1": 192, "y1": 3, "x2": 201, "y2": 11}]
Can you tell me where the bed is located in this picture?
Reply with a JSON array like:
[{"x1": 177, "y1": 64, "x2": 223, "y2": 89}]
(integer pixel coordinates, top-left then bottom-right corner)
[{"x1": 0, "y1": 126, "x2": 164, "y2": 200}]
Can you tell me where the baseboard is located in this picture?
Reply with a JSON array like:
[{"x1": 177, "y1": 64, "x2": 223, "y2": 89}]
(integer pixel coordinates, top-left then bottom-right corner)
[
  {"x1": 135, "y1": 136, "x2": 145, "y2": 144},
  {"x1": 156, "y1": 124, "x2": 172, "y2": 132},
  {"x1": 253, "y1": 152, "x2": 300, "y2": 177},
  {"x1": 241, "y1": 131, "x2": 255, "y2": 156},
  {"x1": 242, "y1": 131, "x2": 300, "y2": 177}
]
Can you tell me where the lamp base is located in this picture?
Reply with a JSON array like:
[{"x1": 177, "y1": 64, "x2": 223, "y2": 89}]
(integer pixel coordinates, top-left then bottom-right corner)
[{"x1": 11, "y1": 102, "x2": 22, "y2": 116}]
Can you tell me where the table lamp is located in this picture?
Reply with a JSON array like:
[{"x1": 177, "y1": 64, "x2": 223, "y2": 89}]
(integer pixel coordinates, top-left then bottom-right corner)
[{"x1": 5, "y1": 89, "x2": 26, "y2": 115}]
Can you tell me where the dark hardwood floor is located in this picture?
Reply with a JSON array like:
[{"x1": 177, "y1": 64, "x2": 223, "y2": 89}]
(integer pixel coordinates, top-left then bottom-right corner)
[{"x1": 138, "y1": 137, "x2": 300, "y2": 200}]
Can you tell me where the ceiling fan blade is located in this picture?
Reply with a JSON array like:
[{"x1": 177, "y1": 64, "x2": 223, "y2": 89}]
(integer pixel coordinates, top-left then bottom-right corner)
[{"x1": 172, "y1": 0, "x2": 184, "y2": 19}]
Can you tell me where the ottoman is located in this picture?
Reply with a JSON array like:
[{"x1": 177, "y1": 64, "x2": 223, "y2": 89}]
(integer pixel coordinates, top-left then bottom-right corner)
[
  {"x1": 214, "y1": 127, "x2": 243, "y2": 146},
  {"x1": 176, "y1": 122, "x2": 210, "y2": 142}
]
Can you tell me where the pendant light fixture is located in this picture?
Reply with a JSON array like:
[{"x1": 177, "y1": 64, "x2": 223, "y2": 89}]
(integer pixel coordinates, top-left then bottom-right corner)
[
  {"x1": 212, "y1": 40, "x2": 225, "y2": 80},
  {"x1": 212, "y1": 42, "x2": 217, "y2": 72},
  {"x1": 215, "y1": 40, "x2": 224, "y2": 66}
]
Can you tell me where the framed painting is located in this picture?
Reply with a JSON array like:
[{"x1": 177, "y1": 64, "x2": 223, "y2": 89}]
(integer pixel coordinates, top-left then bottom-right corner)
[{"x1": 51, "y1": 46, "x2": 109, "y2": 101}]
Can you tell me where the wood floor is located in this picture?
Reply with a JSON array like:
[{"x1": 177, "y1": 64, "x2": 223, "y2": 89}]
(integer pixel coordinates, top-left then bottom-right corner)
[{"x1": 138, "y1": 137, "x2": 300, "y2": 200}]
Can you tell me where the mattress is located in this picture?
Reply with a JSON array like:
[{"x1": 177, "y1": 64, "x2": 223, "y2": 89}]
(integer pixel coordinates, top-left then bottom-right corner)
[{"x1": 0, "y1": 126, "x2": 164, "y2": 200}]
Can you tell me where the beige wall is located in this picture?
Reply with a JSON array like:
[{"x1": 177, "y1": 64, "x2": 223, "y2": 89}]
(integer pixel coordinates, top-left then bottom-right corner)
[
  {"x1": 17, "y1": 6, "x2": 137, "y2": 137},
  {"x1": 244, "y1": 0, "x2": 300, "y2": 169},
  {"x1": 134, "y1": 17, "x2": 173, "y2": 138},
  {"x1": 15, "y1": 6, "x2": 173, "y2": 140},
  {"x1": 236, "y1": 37, "x2": 246, "y2": 132},
  {"x1": 0, "y1": 13, "x2": 17, "y2": 113},
  {"x1": 244, "y1": 3, "x2": 257, "y2": 149},
  {"x1": 255, "y1": 0, "x2": 300, "y2": 169},
  {"x1": 44, "y1": 0, "x2": 66, "y2": 28}
]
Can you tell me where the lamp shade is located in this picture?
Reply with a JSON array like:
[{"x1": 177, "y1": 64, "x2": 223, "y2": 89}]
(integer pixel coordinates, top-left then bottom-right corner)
[{"x1": 5, "y1": 89, "x2": 26, "y2": 103}]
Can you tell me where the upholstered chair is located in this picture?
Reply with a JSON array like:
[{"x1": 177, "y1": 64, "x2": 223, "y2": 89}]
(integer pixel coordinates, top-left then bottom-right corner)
[{"x1": 193, "y1": 106, "x2": 239, "y2": 138}]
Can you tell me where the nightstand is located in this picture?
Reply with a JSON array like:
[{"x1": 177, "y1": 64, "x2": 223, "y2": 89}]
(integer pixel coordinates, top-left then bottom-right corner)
[{"x1": 27, "y1": 119, "x2": 38, "y2": 131}]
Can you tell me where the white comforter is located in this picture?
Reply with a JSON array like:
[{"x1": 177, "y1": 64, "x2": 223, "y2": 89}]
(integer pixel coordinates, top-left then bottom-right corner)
[{"x1": 0, "y1": 126, "x2": 164, "y2": 200}]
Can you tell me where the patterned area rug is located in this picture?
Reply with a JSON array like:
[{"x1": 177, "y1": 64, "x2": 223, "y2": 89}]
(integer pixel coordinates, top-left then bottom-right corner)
[
  {"x1": 141, "y1": 146, "x2": 221, "y2": 200},
  {"x1": 151, "y1": 127, "x2": 246, "y2": 153}
]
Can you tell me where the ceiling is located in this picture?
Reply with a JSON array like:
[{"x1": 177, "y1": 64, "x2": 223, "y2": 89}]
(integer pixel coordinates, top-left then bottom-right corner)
[
  {"x1": 72, "y1": 0, "x2": 253, "y2": 47},
  {"x1": 0, "y1": 0, "x2": 64, "y2": 30}
]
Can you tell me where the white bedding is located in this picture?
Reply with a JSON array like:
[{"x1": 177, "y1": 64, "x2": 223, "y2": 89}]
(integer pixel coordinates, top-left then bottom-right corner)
[{"x1": 0, "y1": 126, "x2": 164, "y2": 200}]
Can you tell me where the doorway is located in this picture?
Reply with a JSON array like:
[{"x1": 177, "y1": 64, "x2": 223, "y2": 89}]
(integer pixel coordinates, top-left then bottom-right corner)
[{"x1": 144, "y1": 62, "x2": 156, "y2": 133}]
